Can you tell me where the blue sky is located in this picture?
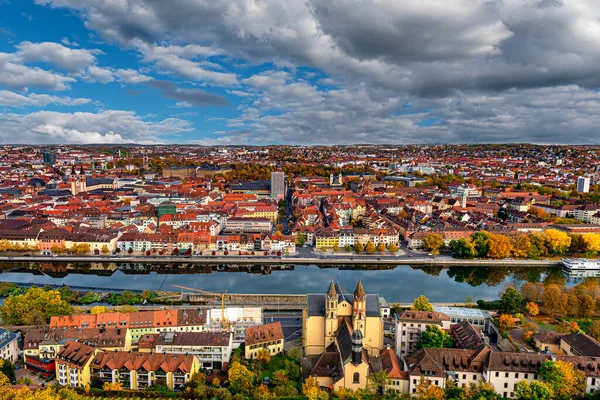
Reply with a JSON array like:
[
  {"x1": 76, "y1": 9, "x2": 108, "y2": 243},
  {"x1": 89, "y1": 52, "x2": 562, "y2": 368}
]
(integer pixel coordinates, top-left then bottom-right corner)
[{"x1": 1, "y1": 0, "x2": 600, "y2": 145}]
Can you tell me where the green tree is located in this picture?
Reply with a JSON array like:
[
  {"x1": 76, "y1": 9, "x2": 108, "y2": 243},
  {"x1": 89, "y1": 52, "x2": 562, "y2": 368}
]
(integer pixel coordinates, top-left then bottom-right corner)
[
  {"x1": 500, "y1": 287, "x2": 523, "y2": 315},
  {"x1": 539, "y1": 360, "x2": 585, "y2": 400},
  {"x1": 417, "y1": 325, "x2": 453, "y2": 349},
  {"x1": 0, "y1": 287, "x2": 73, "y2": 325},
  {"x1": 470, "y1": 231, "x2": 491, "y2": 257},
  {"x1": 413, "y1": 295, "x2": 434, "y2": 312},
  {"x1": 449, "y1": 238, "x2": 476, "y2": 258},
  {"x1": 514, "y1": 380, "x2": 554, "y2": 400},
  {"x1": 367, "y1": 370, "x2": 389, "y2": 394}
]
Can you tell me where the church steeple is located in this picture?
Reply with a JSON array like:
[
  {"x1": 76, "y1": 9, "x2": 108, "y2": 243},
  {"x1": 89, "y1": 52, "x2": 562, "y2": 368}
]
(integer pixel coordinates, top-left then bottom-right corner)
[
  {"x1": 325, "y1": 281, "x2": 339, "y2": 346},
  {"x1": 352, "y1": 281, "x2": 366, "y2": 333},
  {"x1": 353, "y1": 281, "x2": 365, "y2": 301},
  {"x1": 327, "y1": 280, "x2": 337, "y2": 300}
]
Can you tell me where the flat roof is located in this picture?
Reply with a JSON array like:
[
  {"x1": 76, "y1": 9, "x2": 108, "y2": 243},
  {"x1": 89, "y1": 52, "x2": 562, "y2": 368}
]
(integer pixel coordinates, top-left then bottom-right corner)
[{"x1": 433, "y1": 306, "x2": 492, "y2": 319}]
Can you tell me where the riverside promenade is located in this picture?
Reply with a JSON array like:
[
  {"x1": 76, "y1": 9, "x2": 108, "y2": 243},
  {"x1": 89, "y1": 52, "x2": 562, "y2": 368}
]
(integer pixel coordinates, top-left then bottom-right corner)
[{"x1": 0, "y1": 254, "x2": 562, "y2": 267}]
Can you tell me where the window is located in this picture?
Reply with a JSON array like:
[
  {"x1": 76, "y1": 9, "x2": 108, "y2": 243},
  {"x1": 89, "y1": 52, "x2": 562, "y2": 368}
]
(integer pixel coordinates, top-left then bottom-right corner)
[
  {"x1": 505, "y1": 373, "x2": 509, "y2": 378},
  {"x1": 462, "y1": 374, "x2": 466, "y2": 380},
  {"x1": 495, "y1": 372, "x2": 499, "y2": 377},
  {"x1": 524, "y1": 374, "x2": 528, "y2": 379},
  {"x1": 353, "y1": 373, "x2": 360, "y2": 384},
  {"x1": 504, "y1": 383, "x2": 508, "y2": 388},
  {"x1": 473, "y1": 375, "x2": 476, "y2": 380},
  {"x1": 515, "y1": 373, "x2": 519, "y2": 379}
]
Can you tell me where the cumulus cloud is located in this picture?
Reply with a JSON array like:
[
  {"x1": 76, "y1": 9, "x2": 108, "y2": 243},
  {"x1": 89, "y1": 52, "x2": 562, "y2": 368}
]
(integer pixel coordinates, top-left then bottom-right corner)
[
  {"x1": 28, "y1": 0, "x2": 600, "y2": 143},
  {"x1": 16, "y1": 41, "x2": 101, "y2": 72},
  {"x1": 0, "y1": 110, "x2": 193, "y2": 144},
  {"x1": 0, "y1": 90, "x2": 92, "y2": 107},
  {"x1": 85, "y1": 65, "x2": 114, "y2": 83},
  {"x1": 0, "y1": 52, "x2": 76, "y2": 91},
  {"x1": 114, "y1": 69, "x2": 153, "y2": 84}
]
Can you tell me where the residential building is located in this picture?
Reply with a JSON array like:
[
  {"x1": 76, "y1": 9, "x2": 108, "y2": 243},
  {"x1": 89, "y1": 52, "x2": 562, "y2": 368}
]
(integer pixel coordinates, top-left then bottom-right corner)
[
  {"x1": 0, "y1": 328, "x2": 19, "y2": 363},
  {"x1": 55, "y1": 341, "x2": 98, "y2": 388},
  {"x1": 138, "y1": 331, "x2": 233, "y2": 370},
  {"x1": 578, "y1": 176, "x2": 591, "y2": 193},
  {"x1": 245, "y1": 322, "x2": 284, "y2": 360},
  {"x1": 90, "y1": 350, "x2": 200, "y2": 391},
  {"x1": 395, "y1": 310, "x2": 450, "y2": 357},
  {"x1": 270, "y1": 171, "x2": 286, "y2": 199}
]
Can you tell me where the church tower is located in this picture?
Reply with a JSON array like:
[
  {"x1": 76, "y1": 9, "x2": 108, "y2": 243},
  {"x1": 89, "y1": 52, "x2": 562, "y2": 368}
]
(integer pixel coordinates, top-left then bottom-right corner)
[
  {"x1": 351, "y1": 330, "x2": 363, "y2": 365},
  {"x1": 352, "y1": 281, "x2": 366, "y2": 333},
  {"x1": 325, "y1": 281, "x2": 339, "y2": 346}
]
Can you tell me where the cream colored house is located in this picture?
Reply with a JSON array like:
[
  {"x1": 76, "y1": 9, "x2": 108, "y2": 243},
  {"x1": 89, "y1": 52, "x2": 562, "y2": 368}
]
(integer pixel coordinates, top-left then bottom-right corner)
[
  {"x1": 90, "y1": 350, "x2": 200, "y2": 391},
  {"x1": 245, "y1": 322, "x2": 284, "y2": 360},
  {"x1": 55, "y1": 341, "x2": 99, "y2": 388}
]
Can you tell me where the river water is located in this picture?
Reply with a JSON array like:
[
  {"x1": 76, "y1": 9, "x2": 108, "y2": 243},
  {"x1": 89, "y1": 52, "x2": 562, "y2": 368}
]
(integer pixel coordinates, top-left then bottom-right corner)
[{"x1": 0, "y1": 263, "x2": 576, "y2": 303}]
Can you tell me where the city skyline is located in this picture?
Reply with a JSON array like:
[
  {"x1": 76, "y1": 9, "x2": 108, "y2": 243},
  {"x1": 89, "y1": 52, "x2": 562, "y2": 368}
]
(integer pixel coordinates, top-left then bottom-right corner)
[{"x1": 1, "y1": 1, "x2": 600, "y2": 145}]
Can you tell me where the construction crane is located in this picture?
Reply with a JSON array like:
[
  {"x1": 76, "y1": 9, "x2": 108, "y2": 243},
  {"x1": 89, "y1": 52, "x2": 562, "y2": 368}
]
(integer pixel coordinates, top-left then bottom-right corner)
[{"x1": 173, "y1": 285, "x2": 229, "y2": 331}]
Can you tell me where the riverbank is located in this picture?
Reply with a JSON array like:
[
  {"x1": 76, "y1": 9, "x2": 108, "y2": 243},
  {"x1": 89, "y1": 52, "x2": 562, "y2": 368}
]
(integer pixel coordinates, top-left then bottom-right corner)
[{"x1": 0, "y1": 255, "x2": 562, "y2": 266}]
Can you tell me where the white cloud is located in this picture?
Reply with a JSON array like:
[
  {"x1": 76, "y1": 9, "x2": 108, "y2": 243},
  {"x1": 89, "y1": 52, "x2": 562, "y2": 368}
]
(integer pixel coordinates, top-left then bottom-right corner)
[
  {"x1": 0, "y1": 52, "x2": 75, "y2": 91},
  {"x1": 86, "y1": 65, "x2": 114, "y2": 83},
  {"x1": 16, "y1": 41, "x2": 101, "y2": 72},
  {"x1": 114, "y1": 69, "x2": 153, "y2": 84},
  {"x1": 0, "y1": 110, "x2": 193, "y2": 144},
  {"x1": 136, "y1": 43, "x2": 237, "y2": 86},
  {"x1": 0, "y1": 90, "x2": 92, "y2": 107}
]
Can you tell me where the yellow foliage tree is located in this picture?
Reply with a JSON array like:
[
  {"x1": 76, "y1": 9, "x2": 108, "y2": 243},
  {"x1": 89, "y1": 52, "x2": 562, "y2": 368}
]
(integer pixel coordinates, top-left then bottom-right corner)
[
  {"x1": 228, "y1": 361, "x2": 255, "y2": 395},
  {"x1": 103, "y1": 381, "x2": 123, "y2": 391},
  {"x1": 302, "y1": 376, "x2": 328, "y2": 400},
  {"x1": 415, "y1": 377, "x2": 445, "y2": 399},
  {"x1": 256, "y1": 348, "x2": 271, "y2": 365},
  {"x1": 487, "y1": 233, "x2": 513, "y2": 259},
  {"x1": 498, "y1": 314, "x2": 515, "y2": 330},
  {"x1": 526, "y1": 302, "x2": 539, "y2": 316},
  {"x1": 582, "y1": 233, "x2": 600, "y2": 254},
  {"x1": 543, "y1": 229, "x2": 571, "y2": 255},
  {"x1": 423, "y1": 233, "x2": 444, "y2": 256},
  {"x1": 90, "y1": 306, "x2": 109, "y2": 315}
]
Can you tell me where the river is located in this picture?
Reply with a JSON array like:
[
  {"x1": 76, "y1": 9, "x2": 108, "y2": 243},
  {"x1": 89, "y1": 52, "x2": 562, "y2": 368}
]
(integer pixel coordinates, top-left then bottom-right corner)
[{"x1": 0, "y1": 262, "x2": 577, "y2": 303}]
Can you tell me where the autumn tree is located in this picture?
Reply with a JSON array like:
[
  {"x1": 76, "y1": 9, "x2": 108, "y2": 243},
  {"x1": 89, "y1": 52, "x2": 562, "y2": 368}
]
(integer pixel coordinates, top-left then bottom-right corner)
[
  {"x1": 388, "y1": 243, "x2": 398, "y2": 253},
  {"x1": 413, "y1": 295, "x2": 434, "y2": 312},
  {"x1": 0, "y1": 287, "x2": 73, "y2": 325},
  {"x1": 525, "y1": 302, "x2": 539, "y2": 316},
  {"x1": 582, "y1": 233, "x2": 600, "y2": 255},
  {"x1": 539, "y1": 360, "x2": 585, "y2": 400},
  {"x1": 487, "y1": 233, "x2": 513, "y2": 259},
  {"x1": 512, "y1": 233, "x2": 531, "y2": 258},
  {"x1": 520, "y1": 282, "x2": 544, "y2": 303},
  {"x1": 514, "y1": 380, "x2": 554, "y2": 400},
  {"x1": 376, "y1": 243, "x2": 386, "y2": 252},
  {"x1": 415, "y1": 377, "x2": 445, "y2": 400},
  {"x1": 354, "y1": 242, "x2": 364, "y2": 253},
  {"x1": 417, "y1": 325, "x2": 453, "y2": 349},
  {"x1": 90, "y1": 306, "x2": 108, "y2": 315},
  {"x1": 365, "y1": 241, "x2": 376, "y2": 254},
  {"x1": 101, "y1": 245, "x2": 110, "y2": 254},
  {"x1": 579, "y1": 294, "x2": 595, "y2": 318},
  {"x1": 423, "y1": 233, "x2": 444, "y2": 256},
  {"x1": 227, "y1": 362, "x2": 255, "y2": 396},
  {"x1": 498, "y1": 314, "x2": 515, "y2": 331},
  {"x1": 587, "y1": 320, "x2": 600, "y2": 341},
  {"x1": 302, "y1": 376, "x2": 328, "y2": 400},
  {"x1": 256, "y1": 348, "x2": 271, "y2": 365},
  {"x1": 543, "y1": 229, "x2": 571, "y2": 256},
  {"x1": 542, "y1": 284, "x2": 564, "y2": 317}
]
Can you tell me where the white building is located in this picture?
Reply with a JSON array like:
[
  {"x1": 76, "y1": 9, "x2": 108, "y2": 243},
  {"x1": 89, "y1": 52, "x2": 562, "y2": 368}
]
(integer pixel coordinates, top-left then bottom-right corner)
[
  {"x1": 0, "y1": 328, "x2": 19, "y2": 363},
  {"x1": 578, "y1": 176, "x2": 591, "y2": 193},
  {"x1": 395, "y1": 310, "x2": 450, "y2": 357}
]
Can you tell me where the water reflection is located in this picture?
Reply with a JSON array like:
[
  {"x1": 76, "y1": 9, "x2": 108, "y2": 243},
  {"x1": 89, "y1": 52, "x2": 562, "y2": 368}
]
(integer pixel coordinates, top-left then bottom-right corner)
[{"x1": 0, "y1": 262, "x2": 571, "y2": 303}]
